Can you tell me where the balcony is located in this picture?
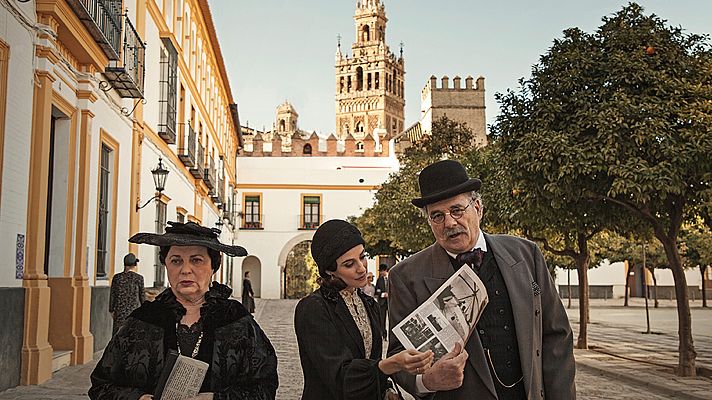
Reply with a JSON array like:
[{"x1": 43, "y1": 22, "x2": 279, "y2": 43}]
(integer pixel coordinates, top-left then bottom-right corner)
[
  {"x1": 299, "y1": 215, "x2": 323, "y2": 230},
  {"x1": 213, "y1": 175, "x2": 225, "y2": 205},
  {"x1": 104, "y1": 15, "x2": 145, "y2": 98},
  {"x1": 67, "y1": 0, "x2": 123, "y2": 60},
  {"x1": 241, "y1": 216, "x2": 264, "y2": 230},
  {"x1": 190, "y1": 140, "x2": 205, "y2": 179},
  {"x1": 178, "y1": 122, "x2": 196, "y2": 168},
  {"x1": 203, "y1": 156, "x2": 216, "y2": 190},
  {"x1": 223, "y1": 205, "x2": 234, "y2": 226}
]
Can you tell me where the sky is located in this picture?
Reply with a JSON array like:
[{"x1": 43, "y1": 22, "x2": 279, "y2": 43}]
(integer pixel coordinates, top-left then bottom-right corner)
[{"x1": 210, "y1": 0, "x2": 712, "y2": 136}]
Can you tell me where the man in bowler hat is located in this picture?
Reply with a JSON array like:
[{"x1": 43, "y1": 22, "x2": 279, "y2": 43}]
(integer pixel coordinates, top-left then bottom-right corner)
[
  {"x1": 387, "y1": 159, "x2": 575, "y2": 399},
  {"x1": 109, "y1": 253, "x2": 145, "y2": 335}
]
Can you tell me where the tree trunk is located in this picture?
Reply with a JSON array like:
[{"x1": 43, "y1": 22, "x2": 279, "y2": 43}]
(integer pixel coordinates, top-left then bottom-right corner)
[
  {"x1": 657, "y1": 233, "x2": 697, "y2": 377},
  {"x1": 650, "y1": 266, "x2": 659, "y2": 308},
  {"x1": 575, "y1": 234, "x2": 590, "y2": 349},
  {"x1": 567, "y1": 267, "x2": 572, "y2": 309},
  {"x1": 701, "y1": 265, "x2": 708, "y2": 308},
  {"x1": 624, "y1": 260, "x2": 631, "y2": 307}
]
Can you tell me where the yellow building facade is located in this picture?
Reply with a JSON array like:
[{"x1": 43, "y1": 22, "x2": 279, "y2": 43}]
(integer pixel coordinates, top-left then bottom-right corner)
[{"x1": 0, "y1": 0, "x2": 241, "y2": 390}]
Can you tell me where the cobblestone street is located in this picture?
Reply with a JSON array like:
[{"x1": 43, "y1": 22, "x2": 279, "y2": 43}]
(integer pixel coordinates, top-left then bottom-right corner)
[{"x1": 1, "y1": 298, "x2": 711, "y2": 399}]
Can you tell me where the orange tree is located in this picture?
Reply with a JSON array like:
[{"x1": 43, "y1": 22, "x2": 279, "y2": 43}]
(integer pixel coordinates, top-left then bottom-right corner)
[{"x1": 491, "y1": 3, "x2": 712, "y2": 375}]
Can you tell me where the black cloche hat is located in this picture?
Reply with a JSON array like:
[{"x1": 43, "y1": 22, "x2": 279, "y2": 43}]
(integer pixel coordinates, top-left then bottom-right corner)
[
  {"x1": 129, "y1": 221, "x2": 247, "y2": 257},
  {"x1": 411, "y1": 159, "x2": 481, "y2": 208}
]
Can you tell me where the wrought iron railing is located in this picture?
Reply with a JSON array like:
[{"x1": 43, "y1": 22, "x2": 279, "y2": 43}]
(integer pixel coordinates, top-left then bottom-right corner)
[
  {"x1": 67, "y1": 0, "x2": 122, "y2": 60},
  {"x1": 242, "y1": 215, "x2": 264, "y2": 230},
  {"x1": 204, "y1": 155, "x2": 216, "y2": 189},
  {"x1": 196, "y1": 141, "x2": 205, "y2": 171},
  {"x1": 300, "y1": 215, "x2": 323, "y2": 230},
  {"x1": 217, "y1": 175, "x2": 225, "y2": 205},
  {"x1": 104, "y1": 14, "x2": 145, "y2": 99},
  {"x1": 177, "y1": 122, "x2": 196, "y2": 167}
]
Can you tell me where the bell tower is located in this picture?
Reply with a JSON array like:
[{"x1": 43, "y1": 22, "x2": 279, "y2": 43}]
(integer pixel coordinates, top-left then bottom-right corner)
[{"x1": 335, "y1": 0, "x2": 405, "y2": 148}]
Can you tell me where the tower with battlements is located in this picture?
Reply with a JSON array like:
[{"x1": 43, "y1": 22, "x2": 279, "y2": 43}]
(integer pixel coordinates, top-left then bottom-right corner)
[
  {"x1": 421, "y1": 75, "x2": 487, "y2": 147},
  {"x1": 335, "y1": 0, "x2": 404, "y2": 150}
]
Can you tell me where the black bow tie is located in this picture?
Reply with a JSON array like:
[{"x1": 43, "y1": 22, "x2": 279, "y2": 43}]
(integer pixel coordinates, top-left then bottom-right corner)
[{"x1": 455, "y1": 249, "x2": 484, "y2": 270}]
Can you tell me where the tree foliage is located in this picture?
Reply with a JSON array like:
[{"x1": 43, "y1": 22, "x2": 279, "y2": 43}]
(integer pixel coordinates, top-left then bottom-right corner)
[
  {"x1": 491, "y1": 2, "x2": 711, "y2": 374},
  {"x1": 353, "y1": 117, "x2": 489, "y2": 258}
]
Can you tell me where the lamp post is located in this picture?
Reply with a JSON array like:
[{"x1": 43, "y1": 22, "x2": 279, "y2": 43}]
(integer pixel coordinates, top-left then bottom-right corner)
[{"x1": 136, "y1": 158, "x2": 169, "y2": 210}]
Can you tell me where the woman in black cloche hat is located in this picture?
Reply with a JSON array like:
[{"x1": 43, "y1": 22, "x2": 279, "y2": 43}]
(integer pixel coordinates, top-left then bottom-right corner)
[
  {"x1": 294, "y1": 219, "x2": 434, "y2": 400},
  {"x1": 89, "y1": 221, "x2": 278, "y2": 400}
]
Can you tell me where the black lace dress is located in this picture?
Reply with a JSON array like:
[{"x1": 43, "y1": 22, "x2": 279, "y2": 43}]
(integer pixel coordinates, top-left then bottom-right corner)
[{"x1": 89, "y1": 282, "x2": 278, "y2": 399}]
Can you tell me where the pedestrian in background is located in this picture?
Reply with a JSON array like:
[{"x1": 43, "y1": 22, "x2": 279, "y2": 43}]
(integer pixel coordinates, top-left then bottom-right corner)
[
  {"x1": 243, "y1": 270, "x2": 256, "y2": 313},
  {"x1": 294, "y1": 219, "x2": 433, "y2": 400},
  {"x1": 374, "y1": 263, "x2": 389, "y2": 337},
  {"x1": 387, "y1": 159, "x2": 575, "y2": 399},
  {"x1": 363, "y1": 272, "x2": 376, "y2": 297},
  {"x1": 109, "y1": 253, "x2": 145, "y2": 336}
]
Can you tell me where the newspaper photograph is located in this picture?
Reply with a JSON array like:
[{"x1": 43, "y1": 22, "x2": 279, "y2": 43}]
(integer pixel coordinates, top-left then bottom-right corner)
[
  {"x1": 392, "y1": 265, "x2": 488, "y2": 360},
  {"x1": 155, "y1": 354, "x2": 209, "y2": 400}
]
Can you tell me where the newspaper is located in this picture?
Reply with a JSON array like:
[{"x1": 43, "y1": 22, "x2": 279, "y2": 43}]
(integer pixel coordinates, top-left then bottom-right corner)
[
  {"x1": 392, "y1": 265, "x2": 488, "y2": 360},
  {"x1": 154, "y1": 351, "x2": 209, "y2": 400}
]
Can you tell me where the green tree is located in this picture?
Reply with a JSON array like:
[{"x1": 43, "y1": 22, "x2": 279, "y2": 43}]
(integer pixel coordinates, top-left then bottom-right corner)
[
  {"x1": 492, "y1": 3, "x2": 712, "y2": 375},
  {"x1": 681, "y1": 218, "x2": 712, "y2": 307},
  {"x1": 353, "y1": 117, "x2": 488, "y2": 257}
]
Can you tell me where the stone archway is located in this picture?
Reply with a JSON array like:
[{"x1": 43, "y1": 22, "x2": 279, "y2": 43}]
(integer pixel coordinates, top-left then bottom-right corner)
[
  {"x1": 241, "y1": 255, "x2": 262, "y2": 298},
  {"x1": 284, "y1": 241, "x2": 320, "y2": 299}
]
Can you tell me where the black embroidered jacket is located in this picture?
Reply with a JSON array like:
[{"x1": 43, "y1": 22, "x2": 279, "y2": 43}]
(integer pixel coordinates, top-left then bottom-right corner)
[{"x1": 89, "y1": 282, "x2": 278, "y2": 400}]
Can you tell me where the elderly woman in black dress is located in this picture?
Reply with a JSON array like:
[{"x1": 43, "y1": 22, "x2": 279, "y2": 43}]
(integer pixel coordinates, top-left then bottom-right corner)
[
  {"x1": 294, "y1": 219, "x2": 433, "y2": 400},
  {"x1": 89, "y1": 221, "x2": 278, "y2": 400}
]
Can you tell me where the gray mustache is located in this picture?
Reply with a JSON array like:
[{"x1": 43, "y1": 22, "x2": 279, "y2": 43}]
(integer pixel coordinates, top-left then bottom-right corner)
[{"x1": 444, "y1": 226, "x2": 466, "y2": 237}]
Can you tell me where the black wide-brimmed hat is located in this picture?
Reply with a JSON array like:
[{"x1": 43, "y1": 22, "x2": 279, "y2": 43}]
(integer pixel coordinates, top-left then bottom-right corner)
[
  {"x1": 411, "y1": 159, "x2": 481, "y2": 208},
  {"x1": 129, "y1": 221, "x2": 247, "y2": 257},
  {"x1": 311, "y1": 219, "x2": 365, "y2": 278}
]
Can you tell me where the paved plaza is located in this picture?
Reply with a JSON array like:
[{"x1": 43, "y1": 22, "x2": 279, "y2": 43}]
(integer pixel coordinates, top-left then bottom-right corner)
[{"x1": 1, "y1": 298, "x2": 711, "y2": 399}]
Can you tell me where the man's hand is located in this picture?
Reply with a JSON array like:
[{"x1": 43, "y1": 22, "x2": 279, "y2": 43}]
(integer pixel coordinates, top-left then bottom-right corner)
[{"x1": 421, "y1": 342, "x2": 468, "y2": 391}]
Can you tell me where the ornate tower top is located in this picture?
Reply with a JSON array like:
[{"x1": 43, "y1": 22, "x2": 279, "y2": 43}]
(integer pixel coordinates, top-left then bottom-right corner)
[{"x1": 335, "y1": 0, "x2": 404, "y2": 147}]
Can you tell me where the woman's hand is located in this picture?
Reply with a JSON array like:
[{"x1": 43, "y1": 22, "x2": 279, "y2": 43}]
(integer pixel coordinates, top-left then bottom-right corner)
[{"x1": 378, "y1": 349, "x2": 433, "y2": 375}]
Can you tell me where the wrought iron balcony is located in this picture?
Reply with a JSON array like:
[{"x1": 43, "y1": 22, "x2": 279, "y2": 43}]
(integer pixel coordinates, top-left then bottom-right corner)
[
  {"x1": 178, "y1": 122, "x2": 196, "y2": 168},
  {"x1": 104, "y1": 15, "x2": 145, "y2": 99},
  {"x1": 203, "y1": 156, "x2": 216, "y2": 190},
  {"x1": 67, "y1": 0, "x2": 123, "y2": 60},
  {"x1": 216, "y1": 175, "x2": 225, "y2": 205},
  {"x1": 299, "y1": 215, "x2": 323, "y2": 230},
  {"x1": 222, "y1": 204, "x2": 233, "y2": 225},
  {"x1": 190, "y1": 141, "x2": 205, "y2": 179},
  {"x1": 241, "y1": 216, "x2": 264, "y2": 230}
]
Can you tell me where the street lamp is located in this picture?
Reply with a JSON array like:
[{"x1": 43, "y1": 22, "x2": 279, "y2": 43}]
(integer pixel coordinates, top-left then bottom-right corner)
[{"x1": 136, "y1": 158, "x2": 170, "y2": 210}]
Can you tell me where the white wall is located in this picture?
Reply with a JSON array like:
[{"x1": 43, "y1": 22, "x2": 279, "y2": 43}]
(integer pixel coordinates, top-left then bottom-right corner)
[
  {"x1": 0, "y1": 1, "x2": 36, "y2": 287},
  {"x1": 554, "y1": 260, "x2": 703, "y2": 288},
  {"x1": 236, "y1": 155, "x2": 398, "y2": 298}
]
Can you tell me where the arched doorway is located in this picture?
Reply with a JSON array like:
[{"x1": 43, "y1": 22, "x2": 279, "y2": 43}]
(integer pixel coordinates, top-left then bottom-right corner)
[
  {"x1": 283, "y1": 241, "x2": 318, "y2": 299},
  {"x1": 242, "y1": 255, "x2": 262, "y2": 298}
]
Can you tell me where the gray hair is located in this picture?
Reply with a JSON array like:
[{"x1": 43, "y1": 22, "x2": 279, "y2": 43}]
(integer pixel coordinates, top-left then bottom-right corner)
[{"x1": 421, "y1": 191, "x2": 483, "y2": 219}]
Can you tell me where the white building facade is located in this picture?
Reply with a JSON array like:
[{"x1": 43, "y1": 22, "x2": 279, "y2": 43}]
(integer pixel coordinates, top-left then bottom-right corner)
[{"x1": 236, "y1": 154, "x2": 398, "y2": 299}]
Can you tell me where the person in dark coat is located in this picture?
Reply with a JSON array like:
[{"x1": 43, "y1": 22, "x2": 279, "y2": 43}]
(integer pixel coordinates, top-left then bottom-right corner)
[
  {"x1": 374, "y1": 263, "x2": 389, "y2": 337},
  {"x1": 89, "y1": 221, "x2": 278, "y2": 400},
  {"x1": 387, "y1": 160, "x2": 575, "y2": 400},
  {"x1": 294, "y1": 219, "x2": 434, "y2": 400},
  {"x1": 242, "y1": 271, "x2": 256, "y2": 313},
  {"x1": 109, "y1": 253, "x2": 145, "y2": 335}
]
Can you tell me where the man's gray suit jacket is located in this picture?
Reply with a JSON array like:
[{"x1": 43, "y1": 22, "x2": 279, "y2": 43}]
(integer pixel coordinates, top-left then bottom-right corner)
[{"x1": 387, "y1": 233, "x2": 576, "y2": 400}]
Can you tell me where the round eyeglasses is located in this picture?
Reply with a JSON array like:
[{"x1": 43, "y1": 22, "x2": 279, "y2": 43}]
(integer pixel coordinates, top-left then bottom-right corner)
[{"x1": 428, "y1": 200, "x2": 474, "y2": 224}]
